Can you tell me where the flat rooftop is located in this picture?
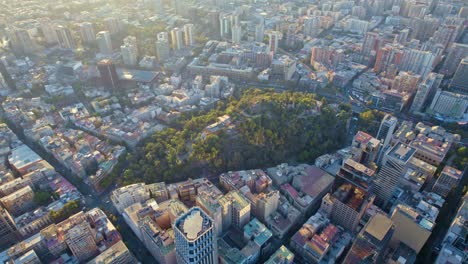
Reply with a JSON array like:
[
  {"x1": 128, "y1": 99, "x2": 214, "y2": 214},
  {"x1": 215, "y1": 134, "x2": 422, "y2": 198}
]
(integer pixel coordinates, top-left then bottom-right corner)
[
  {"x1": 116, "y1": 68, "x2": 158, "y2": 83},
  {"x1": 9, "y1": 145, "x2": 43, "y2": 170},
  {"x1": 333, "y1": 183, "x2": 367, "y2": 211},
  {"x1": 387, "y1": 143, "x2": 417, "y2": 163},
  {"x1": 365, "y1": 213, "x2": 393, "y2": 242}
]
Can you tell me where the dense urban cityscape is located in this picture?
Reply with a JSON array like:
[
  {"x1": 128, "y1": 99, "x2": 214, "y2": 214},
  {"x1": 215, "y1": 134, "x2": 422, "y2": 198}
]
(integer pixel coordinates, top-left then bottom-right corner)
[{"x1": 0, "y1": 0, "x2": 466, "y2": 263}]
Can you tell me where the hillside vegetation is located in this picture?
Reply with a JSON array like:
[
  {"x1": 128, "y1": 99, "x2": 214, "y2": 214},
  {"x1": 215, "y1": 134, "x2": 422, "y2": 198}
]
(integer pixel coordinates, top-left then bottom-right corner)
[{"x1": 118, "y1": 89, "x2": 352, "y2": 185}]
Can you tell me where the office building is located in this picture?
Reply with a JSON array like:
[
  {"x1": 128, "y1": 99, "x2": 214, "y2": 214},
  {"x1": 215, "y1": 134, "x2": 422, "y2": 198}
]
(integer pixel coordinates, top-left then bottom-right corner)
[
  {"x1": 97, "y1": 59, "x2": 120, "y2": 91},
  {"x1": 377, "y1": 114, "x2": 398, "y2": 150},
  {"x1": 441, "y1": 43, "x2": 468, "y2": 76},
  {"x1": 219, "y1": 14, "x2": 232, "y2": 38},
  {"x1": 231, "y1": 24, "x2": 242, "y2": 44},
  {"x1": 390, "y1": 204, "x2": 435, "y2": 254},
  {"x1": 183, "y1": 24, "x2": 194, "y2": 46},
  {"x1": 111, "y1": 183, "x2": 150, "y2": 214},
  {"x1": 411, "y1": 73, "x2": 443, "y2": 114},
  {"x1": 450, "y1": 57, "x2": 468, "y2": 93},
  {"x1": 96, "y1": 31, "x2": 113, "y2": 55},
  {"x1": 65, "y1": 222, "x2": 98, "y2": 262},
  {"x1": 55, "y1": 25, "x2": 75, "y2": 49},
  {"x1": 170, "y1": 27, "x2": 184, "y2": 50},
  {"x1": 195, "y1": 189, "x2": 224, "y2": 236},
  {"x1": 39, "y1": 18, "x2": 58, "y2": 44},
  {"x1": 174, "y1": 207, "x2": 218, "y2": 264},
  {"x1": 343, "y1": 213, "x2": 395, "y2": 263},
  {"x1": 255, "y1": 23, "x2": 264, "y2": 43},
  {"x1": 374, "y1": 143, "x2": 416, "y2": 205},
  {"x1": 432, "y1": 166, "x2": 463, "y2": 198},
  {"x1": 336, "y1": 158, "x2": 376, "y2": 193},
  {"x1": 271, "y1": 55, "x2": 296, "y2": 80},
  {"x1": 79, "y1": 22, "x2": 96, "y2": 44},
  {"x1": 0, "y1": 206, "x2": 20, "y2": 249}
]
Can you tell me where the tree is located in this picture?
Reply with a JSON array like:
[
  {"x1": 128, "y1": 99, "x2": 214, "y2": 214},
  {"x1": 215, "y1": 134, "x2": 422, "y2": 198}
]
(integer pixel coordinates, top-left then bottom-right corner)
[{"x1": 34, "y1": 191, "x2": 52, "y2": 206}]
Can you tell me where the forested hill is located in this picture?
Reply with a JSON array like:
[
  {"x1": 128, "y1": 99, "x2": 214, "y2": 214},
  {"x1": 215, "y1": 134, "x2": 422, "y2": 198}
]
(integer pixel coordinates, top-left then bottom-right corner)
[{"x1": 118, "y1": 89, "x2": 352, "y2": 185}]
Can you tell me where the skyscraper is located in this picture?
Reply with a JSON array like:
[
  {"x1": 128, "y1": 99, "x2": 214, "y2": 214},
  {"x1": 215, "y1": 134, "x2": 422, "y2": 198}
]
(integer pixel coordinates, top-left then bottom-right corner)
[
  {"x1": 373, "y1": 143, "x2": 416, "y2": 206},
  {"x1": 96, "y1": 31, "x2": 113, "y2": 55},
  {"x1": 255, "y1": 23, "x2": 264, "y2": 42},
  {"x1": 55, "y1": 25, "x2": 75, "y2": 49},
  {"x1": 8, "y1": 28, "x2": 37, "y2": 54},
  {"x1": 376, "y1": 114, "x2": 398, "y2": 149},
  {"x1": 79, "y1": 22, "x2": 96, "y2": 44},
  {"x1": 184, "y1": 24, "x2": 194, "y2": 46},
  {"x1": 97, "y1": 59, "x2": 120, "y2": 91},
  {"x1": 231, "y1": 24, "x2": 242, "y2": 44},
  {"x1": 39, "y1": 18, "x2": 58, "y2": 44},
  {"x1": 219, "y1": 14, "x2": 232, "y2": 38},
  {"x1": 410, "y1": 73, "x2": 443, "y2": 114},
  {"x1": 121, "y1": 44, "x2": 137, "y2": 66},
  {"x1": 441, "y1": 43, "x2": 468, "y2": 76},
  {"x1": 0, "y1": 206, "x2": 20, "y2": 249},
  {"x1": 174, "y1": 207, "x2": 218, "y2": 264},
  {"x1": 449, "y1": 57, "x2": 468, "y2": 93},
  {"x1": 170, "y1": 27, "x2": 184, "y2": 50},
  {"x1": 268, "y1": 31, "x2": 281, "y2": 54},
  {"x1": 104, "y1": 17, "x2": 122, "y2": 35},
  {"x1": 156, "y1": 32, "x2": 170, "y2": 62}
]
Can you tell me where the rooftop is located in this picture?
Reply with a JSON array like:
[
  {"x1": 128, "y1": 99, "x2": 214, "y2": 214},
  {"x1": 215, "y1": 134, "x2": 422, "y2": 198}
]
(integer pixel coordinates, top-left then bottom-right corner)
[
  {"x1": 364, "y1": 213, "x2": 393, "y2": 242},
  {"x1": 265, "y1": 245, "x2": 294, "y2": 264},
  {"x1": 116, "y1": 68, "x2": 158, "y2": 83},
  {"x1": 387, "y1": 143, "x2": 417, "y2": 163},
  {"x1": 442, "y1": 166, "x2": 463, "y2": 180},
  {"x1": 175, "y1": 207, "x2": 212, "y2": 241}
]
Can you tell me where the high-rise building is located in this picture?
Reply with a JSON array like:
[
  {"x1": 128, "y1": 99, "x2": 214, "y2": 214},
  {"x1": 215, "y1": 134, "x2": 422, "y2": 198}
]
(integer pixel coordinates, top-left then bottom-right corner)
[
  {"x1": 218, "y1": 190, "x2": 251, "y2": 232},
  {"x1": 374, "y1": 45, "x2": 404, "y2": 75},
  {"x1": 156, "y1": 32, "x2": 170, "y2": 62},
  {"x1": 351, "y1": 131, "x2": 381, "y2": 166},
  {"x1": 174, "y1": 207, "x2": 218, "y2": 264},
  {"x1": 183, "y1": 24, "x2": 194, "y2": 46},
  {"x1": 88, "y1": 241, "x2": 136, "y2": 264},
  {"x1": 441, "y1": 43, "x2": 468, "y2": 76},
  {"x1": 0, "y1": 206, "x2": 20, "y2": 249},
  {"x1": 374, "y1": 143, "x2": 416, "y2": 206},
  {"x1": 65, "y1": 222, "x2": 98, "y2": 262},
  {"x1": 79, "y1": 22, "x2": 96, "y2": 44},
  {"x1": 39, "y1": 18, "x2": 58, "y2": 44},
  {"x1": 343, "y1": 213, "x2": 395, "y2": 263},
  {"x1": 231, "y1": 24, "x2": 242, "y2": 44},
  {"x1": 170, "y1": 27, "x2": 184, "y2": 50},
  {"x1": 392, "y1": 71, "x2": 421, "y2": 93},
  {"x1": 0, "y1": 60, "x2": 16, "y2": 90},
  {"x1": 140, "y1": 216, "x2": 177, "y2": 264},
  {"x1": 154, "y1": 0, "x2": 164, "y2": 15},
  {"x1": 111, "y1": 183, "x2": 150, "y2": 214},
  {"x1": 399, "y1": 48, "x2": 435, "y2": 78},
  {"x1": 96, "y1": 31, "x2": 113, "y2": 55},
  {"x1": 320, "y1": 183, "x2": 375, "y2": 233},
  {"x1": 255, "y1": 23, "x2": 264, "y2": 43},
  {"x1": 121, "y1": 45, "x2": 137, "y2": 66},
  {"x1": 377, "y1": 114, "x2": 398, "y2": 150},
  {"x1": 8, "y1": 28, "x2": 37, "y2": 54},
  {"x1": 55, "y1": 25, "x2": 75, "y2": 49},
  {"x1": 268, "y1": 31, "x2": 281, "y2": 54},
  {"x1": 219, "y1": 14, "x2": 232, "y2": 38},
  {"x1": 121, "y1": 36, "x2": 138, "y2": 66},
  {"x1": 97, "y1": 59, "x2": 120, "y2": 92},
  {"x1": 104, "y1": 17, "x2": 122, "y2": 35},
  {"x1": 449, "y1": 57, "x2": 468, "y2": 93},
  {"x1": 410, "y1": 73, "x2": 443, "y2": 114}
]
